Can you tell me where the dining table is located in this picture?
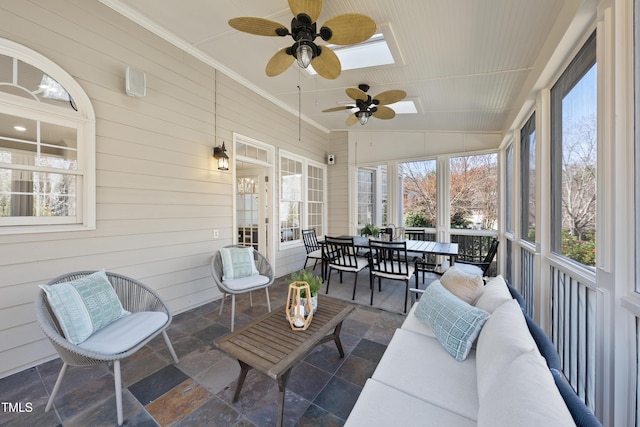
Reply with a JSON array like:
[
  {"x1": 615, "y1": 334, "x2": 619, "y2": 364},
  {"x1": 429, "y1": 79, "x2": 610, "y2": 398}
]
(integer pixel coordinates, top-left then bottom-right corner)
[{"x1": 319, "y1": 235, "x2": 459, "y2": 280}]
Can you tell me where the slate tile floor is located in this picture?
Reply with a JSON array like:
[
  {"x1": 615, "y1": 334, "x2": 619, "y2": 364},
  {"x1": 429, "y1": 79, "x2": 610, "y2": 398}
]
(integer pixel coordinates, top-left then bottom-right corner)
[{"x1": 0, "y1": 275, "x2": 405, "y2": 427}]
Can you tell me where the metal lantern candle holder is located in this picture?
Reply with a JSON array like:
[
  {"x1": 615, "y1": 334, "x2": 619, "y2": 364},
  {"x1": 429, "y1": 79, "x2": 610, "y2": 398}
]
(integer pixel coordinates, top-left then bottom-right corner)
[{"x1": 286, "y1": 281, "x2": 314, "y2": 331}]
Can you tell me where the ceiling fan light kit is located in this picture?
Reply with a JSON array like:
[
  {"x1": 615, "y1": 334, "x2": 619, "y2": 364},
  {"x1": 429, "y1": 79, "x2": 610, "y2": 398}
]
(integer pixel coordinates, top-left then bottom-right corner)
[
  {"x1": 323, "y1": 83, "x2": 407, "y2": 126},
  {"x1": 229, "y1": 0, "x2": 376, "y2": 79}
]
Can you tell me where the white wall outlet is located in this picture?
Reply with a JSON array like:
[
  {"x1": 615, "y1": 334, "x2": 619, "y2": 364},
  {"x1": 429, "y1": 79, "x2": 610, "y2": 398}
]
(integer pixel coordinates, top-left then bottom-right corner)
[{"x1": 213, "y1": 229, "x2": 219, "y2": 239}]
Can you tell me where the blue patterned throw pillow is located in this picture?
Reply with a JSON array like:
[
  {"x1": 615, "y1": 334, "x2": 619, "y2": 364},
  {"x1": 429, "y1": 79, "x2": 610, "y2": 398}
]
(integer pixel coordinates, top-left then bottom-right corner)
[
  {"x1": 220, "y1": 247, "x2": 259, "y2": 280},
  {"x1": 39, "y1": 270, "x2": 130, "y2": 345},
  {"x1": 414, "y1": 280, "x2": 489, "y2": 361}
]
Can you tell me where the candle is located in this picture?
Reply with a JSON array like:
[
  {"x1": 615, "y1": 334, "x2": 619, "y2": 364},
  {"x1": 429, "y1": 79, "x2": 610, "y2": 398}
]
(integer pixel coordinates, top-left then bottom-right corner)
[{"x1": 294, "y1": 305, "x2": 305, "y2": 328}]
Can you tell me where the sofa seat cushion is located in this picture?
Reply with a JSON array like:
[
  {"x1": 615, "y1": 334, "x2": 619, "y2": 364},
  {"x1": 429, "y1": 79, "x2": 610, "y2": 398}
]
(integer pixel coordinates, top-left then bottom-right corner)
[
  {"x1": 222, "y1": 274, "x2": 270, "y2": 292},
  {"x1": 478, "y1": 349, "x2": 575, "y2": 427},
  {"x1": 78, "y1": 311, "x2": 168, "y2": 354},
  {"x1": 345, "y1": 379, "x2": 476, "y2": 427},
  {"x1": 401, "y1": 303, "x2": 436, "y2": 338},
  {"x1": 371, "y1": 328, "x2": 479, "y2": 421}
]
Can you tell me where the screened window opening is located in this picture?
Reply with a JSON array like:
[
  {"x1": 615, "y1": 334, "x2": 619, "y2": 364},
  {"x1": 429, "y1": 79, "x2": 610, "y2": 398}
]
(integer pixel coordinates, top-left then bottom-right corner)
[
  {"x1": 521, "y1": 113, "x2": 536, "y2": 243},
  {"x1": 449, "y1": 154, "x2": 498, "y2": 230},
  {"x1": 550, "y1": 32, "x2": 597, "y2": 269},
  {"x1": 400, "y1": 160, "x2": 437, "y2": 228}
]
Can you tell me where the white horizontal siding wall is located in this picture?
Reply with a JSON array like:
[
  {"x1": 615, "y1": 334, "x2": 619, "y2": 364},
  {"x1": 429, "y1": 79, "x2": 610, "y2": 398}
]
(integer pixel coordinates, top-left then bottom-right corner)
[{"x1": 0, "y1": 0, "x2": 328, "y2": 378}]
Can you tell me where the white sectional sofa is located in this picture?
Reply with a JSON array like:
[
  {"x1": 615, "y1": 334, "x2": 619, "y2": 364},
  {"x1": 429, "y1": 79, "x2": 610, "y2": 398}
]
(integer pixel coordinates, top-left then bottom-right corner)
[{"x1": 345, "y1": 270, "x2": 602, "y2": 427}]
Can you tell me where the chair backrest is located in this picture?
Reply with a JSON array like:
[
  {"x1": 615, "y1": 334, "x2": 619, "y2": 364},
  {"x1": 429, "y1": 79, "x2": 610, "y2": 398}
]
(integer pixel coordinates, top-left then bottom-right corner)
[
  {"x1": 210, "y1": 245, "x2": 274, "y2": 293},
  {"x1": 368, "y1": 240, "x2": 412, "y2": 277},
  {"x1": 325, "y1": 236, "x2": 360, "y2": 269},
  {"x1": 302, "y1": 228, "x2": 321, "y2": 253},
  {"x1": 482, "y1": 238, "x2": 500, "y2": 274}
]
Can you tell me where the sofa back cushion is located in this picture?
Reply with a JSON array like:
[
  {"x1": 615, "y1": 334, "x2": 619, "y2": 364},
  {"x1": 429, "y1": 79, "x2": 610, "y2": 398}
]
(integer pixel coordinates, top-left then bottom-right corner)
[
  {"x1": 476, "y1": 299, "x2": 537, "y2": 398},
  {"x1": 477, "y1": 349, "x2": 575, "y2": 427},
  {"x1": 474, "y1": 275, "x2": 513, "y2": 313}
]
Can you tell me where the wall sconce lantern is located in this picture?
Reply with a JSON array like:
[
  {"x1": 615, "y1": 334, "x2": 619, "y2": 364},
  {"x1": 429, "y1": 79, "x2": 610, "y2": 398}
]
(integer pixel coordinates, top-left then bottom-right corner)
[{"x1": 212, "y1": 142, "x2": 229, "y2": 170}]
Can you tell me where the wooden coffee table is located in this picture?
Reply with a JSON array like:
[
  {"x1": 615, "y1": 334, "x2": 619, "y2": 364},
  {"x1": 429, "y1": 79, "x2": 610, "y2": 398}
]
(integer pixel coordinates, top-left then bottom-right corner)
[{"x1": 214, "y1": 295, "x2": 355, "y2": 427}]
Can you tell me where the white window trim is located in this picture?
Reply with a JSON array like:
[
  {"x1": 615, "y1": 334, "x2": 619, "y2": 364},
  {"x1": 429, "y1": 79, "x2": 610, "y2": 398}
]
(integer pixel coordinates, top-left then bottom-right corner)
[
  {"x1": 278, "y1": 150, "x2": 327, "y2": 250},
  {"x1": 0, "y1": 38, "x2": 96, "y2": 234}
]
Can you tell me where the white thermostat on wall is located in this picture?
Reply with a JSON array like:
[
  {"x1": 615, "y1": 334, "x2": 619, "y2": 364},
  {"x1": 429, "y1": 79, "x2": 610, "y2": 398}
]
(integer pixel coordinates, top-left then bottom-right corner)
[{"x1": 327, "y1": 154, "x2": 335, "y2": 165}]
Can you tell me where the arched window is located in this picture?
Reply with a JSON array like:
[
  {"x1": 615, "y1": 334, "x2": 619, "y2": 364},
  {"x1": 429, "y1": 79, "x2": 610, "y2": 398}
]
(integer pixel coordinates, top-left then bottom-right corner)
[{"x1": 0, "y1": 38, "x2": 95, "y2": 234}]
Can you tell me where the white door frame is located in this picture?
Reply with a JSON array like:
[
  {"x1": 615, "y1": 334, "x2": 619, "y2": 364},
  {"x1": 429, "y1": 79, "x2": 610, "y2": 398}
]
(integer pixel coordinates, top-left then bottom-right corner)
[{"x1": 231, "y1": 133, "x2": 276, "y2": 264}]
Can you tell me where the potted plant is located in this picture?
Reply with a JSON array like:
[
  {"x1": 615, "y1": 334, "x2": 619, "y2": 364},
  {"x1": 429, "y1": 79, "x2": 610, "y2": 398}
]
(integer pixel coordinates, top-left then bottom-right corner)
[
  {"x1": 361, "y1": 223, "x2": 381, "y2": 239},
  {"x1": 289, "y1": 269, "x2": 322, "y2": 314}
]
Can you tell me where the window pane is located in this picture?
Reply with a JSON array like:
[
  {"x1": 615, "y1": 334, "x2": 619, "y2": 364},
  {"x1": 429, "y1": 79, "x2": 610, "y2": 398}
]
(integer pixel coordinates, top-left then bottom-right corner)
[
  {"x1": 0, "y1": 169, "x2": 77, "y2": 217},
  {"x1": 521, "y1": 113, "x2": 536, "y2": 242},
  {"x1": 280, "y1": 156, "x2": 302, "y2": 243},
  {"x1": 400, "y1": 160, "x2": 436, "y2": 227},
  {"x1": 449, "y1": 154, "x2": 498, "y2": 230},
  {"x1": 0, "y1": 113, "x2": 78, "y2": 169},
  {"x1": 505, "y1": 144, "x2": 513, "y2": 233},
  {"x1": 308, "y1": 164, "x2": 324, "y2": 236},
  {"x1": 357, "y1": 169, "x2": 373, "y2": 225},
  {"x1": 551, "y1": 33, "x2": 597, "y2": 268}
]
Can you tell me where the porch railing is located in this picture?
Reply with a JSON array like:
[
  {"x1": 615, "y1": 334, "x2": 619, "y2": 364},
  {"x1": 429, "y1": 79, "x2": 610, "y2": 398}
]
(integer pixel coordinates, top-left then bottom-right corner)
[
  {"x1": 521, "y1": 246, "x2": 535, "y2": 317},
  {"x1": 550, "y1": 264, "x2": 597, "y2": 412},
  {"x1": 450, "y1": 233, "x2": 498, "y2": 276}
]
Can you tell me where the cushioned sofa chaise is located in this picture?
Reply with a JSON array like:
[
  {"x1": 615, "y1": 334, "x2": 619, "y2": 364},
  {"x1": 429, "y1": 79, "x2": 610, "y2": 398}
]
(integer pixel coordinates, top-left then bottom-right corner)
[{"x1": 345, "y1": 269, "x2": 602, "y2": 427}]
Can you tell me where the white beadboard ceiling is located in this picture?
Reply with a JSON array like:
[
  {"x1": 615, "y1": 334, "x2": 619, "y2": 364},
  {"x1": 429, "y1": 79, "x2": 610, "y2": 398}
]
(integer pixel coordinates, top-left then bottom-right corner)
[{"x1": 100, "y1": 0, "x2": 573, "y2": 135}]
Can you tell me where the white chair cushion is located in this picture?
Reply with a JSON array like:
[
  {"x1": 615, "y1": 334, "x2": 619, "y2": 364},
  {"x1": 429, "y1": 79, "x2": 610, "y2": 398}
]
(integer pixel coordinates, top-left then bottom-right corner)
[
  {"x1": 454, "y1": 263, "x2": 484, "y2": 277},
  {"x1": 329, "y1": 257, "x2": 369, "y2": 272},
  {"x1": 307, "y1": 249, "x2": 323, "y2": 259},
  {"x1": 372, "y1": 328, "x2": 480, "y2": 421},
  {"x1": 78, "y1": 311, "x2": 168, "y2": 354},
  {"x1": 372, "y1": 262, "x2": 415, "y2": 280},
  {"x1": 222, "y1": 274, "x2": 270, "y2": 292},
  {"x1": 346, "y1": 379, "x2": 476, "y2": 427}
]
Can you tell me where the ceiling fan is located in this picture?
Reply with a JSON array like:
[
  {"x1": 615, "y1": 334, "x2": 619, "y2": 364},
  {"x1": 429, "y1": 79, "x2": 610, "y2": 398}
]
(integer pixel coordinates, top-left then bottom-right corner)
[
  {"x1": 323, "y1": 84, "x2": 407, "y2": 125},
  {"x1": 228, "y1": 0, "x2": 376, "y2": 80}
]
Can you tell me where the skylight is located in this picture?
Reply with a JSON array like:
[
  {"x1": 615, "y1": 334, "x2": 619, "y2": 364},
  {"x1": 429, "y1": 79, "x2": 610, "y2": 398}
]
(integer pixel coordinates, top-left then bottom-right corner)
[
  {"x1": 307, "y1": 23, "x2": 401, "y2": 74},
  {"x1": 387, "y1": 100, "x2": 417, "y2": 114}
]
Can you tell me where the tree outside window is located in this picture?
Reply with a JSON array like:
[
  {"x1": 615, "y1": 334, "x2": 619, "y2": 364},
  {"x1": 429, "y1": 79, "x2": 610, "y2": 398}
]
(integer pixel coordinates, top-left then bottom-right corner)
[
  {"x1": 400, "y1": 160, "x2": 436, "y2": 227},
  {"x1": 450, "y1": 154, "x2": 498, "y2": 230}
]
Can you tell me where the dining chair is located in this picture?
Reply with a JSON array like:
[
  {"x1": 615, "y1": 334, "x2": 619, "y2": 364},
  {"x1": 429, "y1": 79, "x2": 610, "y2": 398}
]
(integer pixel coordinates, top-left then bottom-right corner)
[
  {"x1": 368, "y1": 239, "x2": 417, "y2": 313},
  {"x1": 35, "y1": 271, "x2": 179, "y2": 426},
  {"x1": 302, "y1": 228, "x2": 325, "y2": 275},
  {"x1": 324, "y1": 236, "x2": 370, "y2": 300},
  {"x1": 210, "y1": 245, "x2": 274, "y2": 331},
  {"x1": 455, "y1": 238, "x2": 499, "y2": 277}
]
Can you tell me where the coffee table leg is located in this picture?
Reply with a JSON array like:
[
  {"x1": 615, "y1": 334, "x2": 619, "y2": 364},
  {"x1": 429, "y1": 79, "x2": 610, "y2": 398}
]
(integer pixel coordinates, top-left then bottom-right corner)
[
  {"x1": 276, "y1": 370, "x2": 291, "y2": 427},
  {"x1": 232, "y1": 360, "x2": 251, "y2": 403},
  {"x1": 333, "y1": 321, "x2": 345, "y2": 358}
]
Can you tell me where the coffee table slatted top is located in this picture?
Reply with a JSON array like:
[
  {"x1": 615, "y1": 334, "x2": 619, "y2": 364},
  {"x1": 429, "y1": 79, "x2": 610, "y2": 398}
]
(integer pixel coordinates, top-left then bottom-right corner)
[{"x1": 215, "y1": 296, "x2": 354, "y2": 380}]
